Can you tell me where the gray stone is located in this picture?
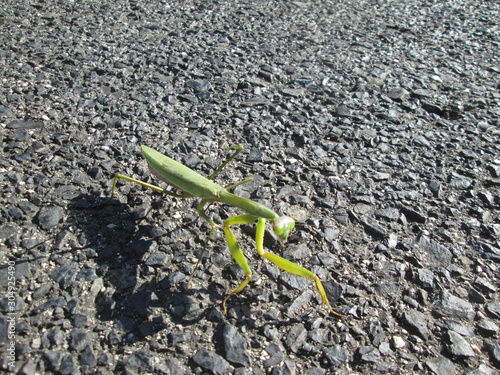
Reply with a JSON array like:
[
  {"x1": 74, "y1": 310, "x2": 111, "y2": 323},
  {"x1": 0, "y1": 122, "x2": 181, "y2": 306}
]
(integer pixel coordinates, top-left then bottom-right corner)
[
  {"x1": 434, "y1": 291, "x2": 475, "y2": 321},
  {"x1": 426, "y1": 356, "x2": 456, "y2": 375},
  {"x1": 434, "y1": 291, "x2": 475, "y2": 320},
  {"x1": 403, "y1": 309, "x2": 429, "y2": 339},
  {"x1": 357, "y1": 346, "x2": 380, "y2": 363},
  {"x1": 51, "y1": 261, "x2": 78, "y2": 288},
  {"x1": 122, "y1": 349, "x2": 155, "y2": 372},
  {"x1": 223, "y1": 324, "x2": 251, "y2": 367},
  {"x1": 446, "y1": 330, "x2": 476, "y2": 357},
  {"x1": 485, "y1": 342, "x2": 500, "y2": 367},
  {"x1": 36, "y1": 206, "x2": 63, "y2": 230},
  {"x1": 477, "y1": 319, "x2": 499, "y2": 336},
  {"x1": 286, "y1": 324, "x2": 307, "y2": 353},
  {"x1": 144, "y1": 252, "x2": 168, "y2": 266},
  {"x1": 323, "y1": 345, "x2": 347, "y2": 367},
  {"x1": 449, "y1": 174, "x2": 474, "y2": 189},
  {"x1": 192, "y1": 349, "x2": 230, "y2": 375},
  {"x1": 70, "y1": 329, "x2": 95, "y2": 352},
  {"x1": 387, "y1": 87, "x2": 410, "y2": 100},
  {"x1": 416, "y1": 234, "x2": 453, "y2": 267}
]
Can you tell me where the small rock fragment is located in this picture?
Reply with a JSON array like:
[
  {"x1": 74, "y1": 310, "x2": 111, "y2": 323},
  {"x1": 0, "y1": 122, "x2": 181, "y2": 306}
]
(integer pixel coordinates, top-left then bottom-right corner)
[
  {"x1": 403, "y1": 309, "x2": 429, "y2": 339},
  {"x1": 449, "y1": 174, "x2": 474, "y2": 189},
  {"x1": 37, "y1": 206, "x2": 63, "y2": 230},
  {"x1": 323, "y1": 345, "x2": 347, "y2": 367},
  {"x1": 476, "y1": 319, "x2": 499, "y2": 336},
  {"x1": 446, "y1": 330, "x2": 476, "y2": 357},
  {"x1": 426, "y1": 356, "x2": 456, "y2": 375},
  {"x1": 192, "y1": 349, "x2": 230, "y2": 375},
  {"x1": 286, "y1": 324, "x2": 307, "y2": 353},
  {"x1": 416, "y1": 234, "x2": 453, "y2": 267},
  {"x1": 434, "y1": 291, "x2": 475, "y2": 321},
  {"x1": 357, "y1": 346, "x2": 380, "y2": 363},
  {"x1": 70, "y1": 328, "x2": 95, "y2": 352},
  {"x1": 485, "y1": 342, "x2": 500, "y2": 367},
  {"x1": 392, "y1": 336, "x2": 406, "y2": 349},
  {"x1": 223, "y1": 324, "x2": 251, "y2": 367},
  {"x1": 144, "y1": 252, "x2": 168, "y2": 266}
]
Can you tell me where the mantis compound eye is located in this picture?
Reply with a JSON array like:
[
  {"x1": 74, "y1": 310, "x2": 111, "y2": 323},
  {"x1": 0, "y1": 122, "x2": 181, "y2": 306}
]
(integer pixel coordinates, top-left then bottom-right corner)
[{"x1": 273, "y1": 216, "x2": 295, "y2": 242}]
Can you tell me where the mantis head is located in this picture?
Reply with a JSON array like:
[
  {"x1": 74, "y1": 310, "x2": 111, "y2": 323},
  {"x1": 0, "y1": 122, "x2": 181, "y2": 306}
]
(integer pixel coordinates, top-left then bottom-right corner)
[{"x1": 273, "y1": 216, "x2": 295, "y2": 242}]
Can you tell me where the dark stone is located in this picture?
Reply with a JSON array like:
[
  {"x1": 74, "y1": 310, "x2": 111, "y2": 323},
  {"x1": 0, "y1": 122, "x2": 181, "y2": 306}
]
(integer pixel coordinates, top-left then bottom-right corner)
[
  {"x1": 485, "y1": 342, "x2": 500, "y2": 366},
  {"x1": 433, "y1": 291, "x2": 475, "y2": 321},
  {"x1": 335, "y1": 105, "x2": 353, "y2": 117},
  {"x1": 122, "y1": 349, "x2": 155, "y2": 372},
  {"x1": 51, "y1": 261, "x2": 78, "y2": 287},
  {"x1": 72, "y1": 314, "x2": 88, "y2": 328},
  {"x1": 80, "y1": 345, "x2": 97, "y2": 367},
  {"x1": 486, "y1": 301, "x2": 500, "y2": 318},
  {"x1": 400, "y1": 207, "x2": 427, "y2": 223},
  {"x1": 446, "y1": 330, "x2": 476, "y2": 357},
  {"x1": 285, "y1": 324, "x2": 307, "y2": 353},
  {"x1": 223, "y1": 324, "x2": 251, "y2": 367},
  {"x1": 477, "y1": 319, "x2": 499, "y2": 336},
  {"x1": 76, "y1": 268, "x2": 97, "y2": 282},
  {"x1": 168, "y1": 332, "x2": 191, "y2": 346},
  {"x1": 374, "y1": 207, "x2": 400, "y2": 221},
  {"x1": 323, "y1": 345, "x2": 347, "y2": 367},
  {"x1": 36, "y1": 206, "x2": 63, "y2": 230},
  {"x1": 6, "y1": 119, "x2": 45, "y2": 129},
  {"x1": 144, "y1": 252, "x2": 168, "y2": 266},
  {"x1": 449, "y1": 174, "x2": 474, "y2": 189},
  {"x1": 357, "y1": 346, "x2": 381, "y2": 363},
  {"x1": 70, "y1": 329, "x2": 95, "y2": 352},
  {"x1": 44, "y1": 351, "x2": 62, "y2": 371},
  {"x1": 59, "y1": 354, "x2": 79, "y2": 375},
  {"x1": 403, "y1": 309, "x2": 429, "y2": 339},
  {"x1": 192, "y1": 349, "x2": 230, "y2": 375},
  {"x1": 425, "y1": 356, "x2": 456, "y2": 375},
  {"x1": 415, "y1": 234, "x2": 453, "y2": 267},
  {"x1": 387, "y1": 87, "x2": 409, "y2": 100}
]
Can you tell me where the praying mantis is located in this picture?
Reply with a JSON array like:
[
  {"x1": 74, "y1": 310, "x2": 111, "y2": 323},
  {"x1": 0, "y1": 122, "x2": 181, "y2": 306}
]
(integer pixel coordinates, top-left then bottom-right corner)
[{"x1": 110, "y1": 145, "x2": 344, "y2": 318}]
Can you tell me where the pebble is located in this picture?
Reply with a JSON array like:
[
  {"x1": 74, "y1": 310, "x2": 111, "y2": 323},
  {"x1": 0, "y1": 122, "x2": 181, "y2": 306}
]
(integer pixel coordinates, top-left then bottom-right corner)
[
  {"x1": 36, "y1": 206, "x2": 63, "y2": 230},
  {"x1": 286, "y1": 324, "x2": 308, "y2": 353},
  {"x1": 391, "y1": 336, "x2": 406, "y2": 349},
  {"x1": 403, "y1": 309, "x2": 429, "y2": 339},
  {"x1": 446, "y1": 330, "x2": 476, "y2": 357},
  {"x1": 357, "y1": 346, "x2": 381, "y2": 363},
  {"x1": 223, "y1": 324, "x2": 251, "y2": 367},
  {"x1": 323, "y1": 345, "x2": 347, "y2": 367},
  {"x1": 192, "y1": 349, "x2": 230, "y2": 375},
  {"x1": 425, "y1": 356, "x2": 456, "y2": 375},
  {"x1": 70, "y1": 329, "x2": 95, "y2": 352}
]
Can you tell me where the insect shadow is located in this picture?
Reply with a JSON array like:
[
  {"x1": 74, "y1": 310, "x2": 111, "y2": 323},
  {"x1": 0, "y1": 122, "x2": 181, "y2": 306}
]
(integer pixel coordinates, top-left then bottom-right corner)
[{"x1": 68, "y1": 193, "x2": 213, "y2": 341}]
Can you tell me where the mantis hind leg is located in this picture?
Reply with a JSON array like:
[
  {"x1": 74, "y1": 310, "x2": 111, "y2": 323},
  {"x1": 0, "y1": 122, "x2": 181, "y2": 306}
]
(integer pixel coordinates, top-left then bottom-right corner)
[
  {"x1": 254, "y1": 218, "x2": 345, "y2": 318},
  {"x1": 111, "y1": 173, "x2": 191, "y2": 198}
]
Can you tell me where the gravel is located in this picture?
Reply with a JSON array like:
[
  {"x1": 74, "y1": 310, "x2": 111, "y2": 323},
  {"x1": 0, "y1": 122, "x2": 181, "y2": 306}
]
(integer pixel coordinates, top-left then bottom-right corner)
[{"x1": 1, "y1": 0, "x2": 499, "y2": 374}]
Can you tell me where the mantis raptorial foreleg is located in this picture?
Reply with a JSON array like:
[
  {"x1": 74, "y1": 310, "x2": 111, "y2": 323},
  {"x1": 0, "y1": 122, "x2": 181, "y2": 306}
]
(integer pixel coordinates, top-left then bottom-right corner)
[{"x1": 222, "y1": 215, "x2": 342, "y2": 316}]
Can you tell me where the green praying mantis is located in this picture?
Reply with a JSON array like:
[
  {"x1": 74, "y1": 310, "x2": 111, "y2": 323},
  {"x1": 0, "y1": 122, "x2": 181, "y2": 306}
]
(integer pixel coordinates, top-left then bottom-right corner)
[{"x1": 110, "y1": 145, "x2": 344, "y2": 318}]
